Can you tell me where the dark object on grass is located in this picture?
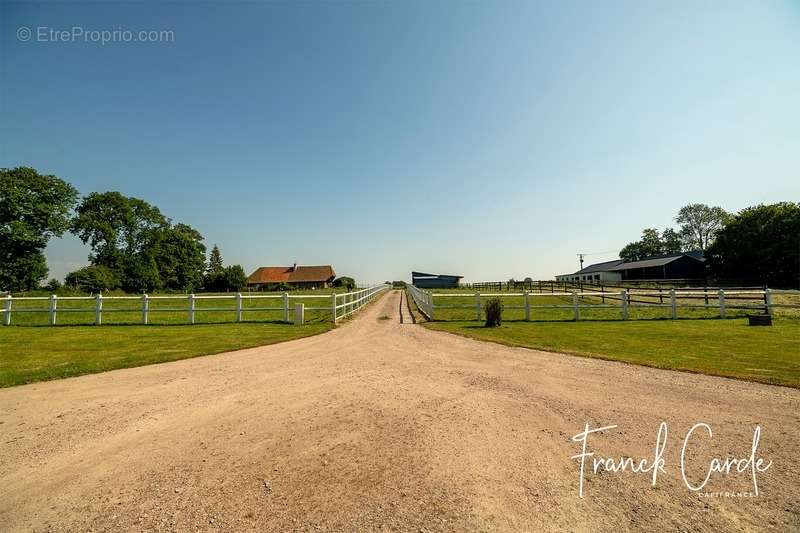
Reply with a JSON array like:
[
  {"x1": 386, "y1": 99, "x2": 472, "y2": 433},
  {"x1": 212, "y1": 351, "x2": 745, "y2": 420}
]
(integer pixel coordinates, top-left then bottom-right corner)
[
  {"x1": 484, "y1": 297, "x2": 504, "y2": 327},
  {"x1": 747, "y1": 314, "x2": 772, "y2": 326}
]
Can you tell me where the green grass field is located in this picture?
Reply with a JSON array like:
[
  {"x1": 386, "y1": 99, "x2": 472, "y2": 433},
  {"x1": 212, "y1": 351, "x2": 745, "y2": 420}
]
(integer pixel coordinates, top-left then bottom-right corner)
[
  {"x1": 0, "y1": 321, "x2": 333, "y2": 388},
  {"x1": 423, "y1": 318, "x2": 800, "y2": 388},
  {"x1": 408, "y1": 288, "x2": 800, "y2": 387}
]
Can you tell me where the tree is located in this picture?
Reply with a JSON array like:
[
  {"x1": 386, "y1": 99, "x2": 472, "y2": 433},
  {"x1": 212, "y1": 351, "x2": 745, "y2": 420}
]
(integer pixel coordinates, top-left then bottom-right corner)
[
  {"x1": 676, "y1": 203, "x2": 729, "y2": 251},
  {"x1": 706, "y1": 202, "x2": 800, "y2": 288},
  {"x1": 661, "y1": 228, "x2": 683, "y2": 254},
  {"x1": 71, "y1": 192, "x2": 168, "y2": 272},
  {"x1": 223, "y1": 265, "x2": 247, "y2": 291},
  {"x1": 65, "y1": 265, "x2": 119, "y2": 293},
  {"x1": 0, "y1": 167, "x2": 78, "y2": 291},
  {"x1": 151, "y1": 224, "x2": 206, "y2": 292},
  {"x1": 620, "y1": 228, "x2": 671, "y2": 261},
  {"x1": 332, "y1": 276, "x2": 356, "y2": 290},
  {"x1": 204, "y1": 244, "x2": 225, "y2": 291}
]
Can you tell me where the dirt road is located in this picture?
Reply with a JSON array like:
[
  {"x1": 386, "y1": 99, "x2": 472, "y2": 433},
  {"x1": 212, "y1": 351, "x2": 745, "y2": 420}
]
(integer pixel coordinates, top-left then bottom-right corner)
[{"x1": 1, "y1": 291, "x2": 798, "y2": 531}]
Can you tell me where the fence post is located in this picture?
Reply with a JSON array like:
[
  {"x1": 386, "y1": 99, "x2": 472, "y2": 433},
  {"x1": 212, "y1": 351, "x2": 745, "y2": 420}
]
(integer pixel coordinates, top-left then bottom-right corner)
[
  {"x1": 294, "y1": 303, "x2": 305, "y2": 325},
  {"x1": 189, "y1": 293, "x2": 195, "y2": 324},
  {"x1": 765, "y1": 288, "x2": 773, "y2": 316},
  {"x1": 429, "y1": 291, "x2": 435, "y2": 320},
  {"x1": 718, "y1": 289, "x2": 726, "y2": 319},
  {"x1": 523, "y1": 290, "x2": 530, "y2": 321},
  {"x1": 331, "y1": 293, "x2": 337, "y2": 323},
  {"x1": 49, "y1": 294, "x2": 57, "y2": 326},
  {"x1": 283, "y1": 292, "x2": 289, "y2": 322},
  {"x1": 620, "y1": 290, "x2": 628, "y2": 320},
  {"x1": 95, "y1": 293, "x2": 103, "y2": 325},
  {"x1": 236, "y1": 292, "x2": 243, "y2": 322},
  {"x1": 3, "y1": 295, "x2": 11, "y2": 326},
  {"x1": 572, "y1": 291, "x2": 579, "y2": 321},
  {"x1": 142, "y1": 294, "x2": 149, "y2": 324},
  {"x1": 475, "y1": 292, "x2": 481, "y2": 321},
  {"x1": 670, "y1": 288, "x2": 677, "y2": 320}
]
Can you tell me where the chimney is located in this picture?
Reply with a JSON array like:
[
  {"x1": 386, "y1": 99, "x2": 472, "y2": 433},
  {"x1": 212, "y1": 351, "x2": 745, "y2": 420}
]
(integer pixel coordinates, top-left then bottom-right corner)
[{"x1": 292, "y1": 262, "x2": 297, "y2": 271}]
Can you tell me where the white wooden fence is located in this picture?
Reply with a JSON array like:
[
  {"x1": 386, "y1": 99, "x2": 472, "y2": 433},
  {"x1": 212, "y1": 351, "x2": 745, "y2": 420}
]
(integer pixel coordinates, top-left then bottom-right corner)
[
  {"x1": 1, "y1": 284, "x2": 390, "y2": 326},
  {"x1": 408, "y1": 285, "x2": 799, "y2": 321}
]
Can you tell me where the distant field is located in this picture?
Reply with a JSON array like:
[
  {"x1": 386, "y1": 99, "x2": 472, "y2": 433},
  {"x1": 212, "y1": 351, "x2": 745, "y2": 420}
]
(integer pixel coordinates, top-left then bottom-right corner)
[{"x1": 0, "y1": 321, "x2": 332, "y2": 387}]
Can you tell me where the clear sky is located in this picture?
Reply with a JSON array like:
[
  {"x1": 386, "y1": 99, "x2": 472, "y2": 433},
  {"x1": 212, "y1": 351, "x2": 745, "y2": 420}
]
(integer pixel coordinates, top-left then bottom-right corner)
[{"x1": 2, "y1": 1, "x2": 799, "y2": 284}]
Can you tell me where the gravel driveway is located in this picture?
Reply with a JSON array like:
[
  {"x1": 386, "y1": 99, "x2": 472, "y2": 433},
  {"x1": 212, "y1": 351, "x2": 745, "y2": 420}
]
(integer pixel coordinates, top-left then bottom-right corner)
[{"x1": 1, "y1": 290, "x2": 797, "y2": 531}]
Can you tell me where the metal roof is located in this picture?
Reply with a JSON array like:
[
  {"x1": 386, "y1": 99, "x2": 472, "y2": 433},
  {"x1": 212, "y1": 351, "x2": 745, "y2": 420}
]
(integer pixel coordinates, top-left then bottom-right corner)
[
  {"x1": 574, "y1": 259, "x2": 626, "y2": 275},
  {"x1": 608, "y1": 253, "x2": 704, "y2": 271}
]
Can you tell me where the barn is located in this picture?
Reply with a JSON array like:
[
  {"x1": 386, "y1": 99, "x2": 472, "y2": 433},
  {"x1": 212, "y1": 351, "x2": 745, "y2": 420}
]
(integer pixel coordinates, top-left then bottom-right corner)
[
  {"x1": 556, "y1": 252, "x2": 706, "y2": 282},
  {"x1": 609, "y1": 252, "x2": 706, "y2": 280},
  {"x1": 247, "y1": 264, "x2": 336, "y2": 289},
  {"x1": 412, "y1": 271, "x2": 463, "y2": 289}
]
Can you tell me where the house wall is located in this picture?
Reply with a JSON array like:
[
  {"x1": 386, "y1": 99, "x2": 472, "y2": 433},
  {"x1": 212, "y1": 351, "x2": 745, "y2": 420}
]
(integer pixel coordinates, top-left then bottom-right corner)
[{"x1": 556, "y1": 271, "x2": 621, "y2": 283}]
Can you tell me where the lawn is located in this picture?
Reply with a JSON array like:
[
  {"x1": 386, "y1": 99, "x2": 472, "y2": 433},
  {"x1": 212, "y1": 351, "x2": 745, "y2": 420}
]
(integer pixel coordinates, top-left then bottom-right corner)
[
  {"x1": 423, "y1": 318, "x2": 800, "y2": 388},
  {"x1": 0, "y1": 321, "x2": 332, "y2": 388}
]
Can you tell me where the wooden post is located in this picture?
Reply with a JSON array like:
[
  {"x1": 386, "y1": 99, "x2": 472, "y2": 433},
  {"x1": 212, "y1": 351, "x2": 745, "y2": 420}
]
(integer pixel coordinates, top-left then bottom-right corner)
[
  {"x1": 331, "y1": 293, "x2": 337, "y2": 323},
  {"x1": 765, "y1": 288, "x2": 773, "y2": 316},
  {"x1": 95, "y1": 293, "x2": 103, "y2": 325},
  {"x1": 718, "y1": 289, "x2": 726, "y2": 319},
  {"x1": 189, "y1": 293, "x2": 195, "y2": 324},
  {"x1": 523, "y1": 290, "x2": 530, "y2": 321},
  {"x1": 620, "y1": 290, "x2": 628, "y2": 320},
  {"x1": 283, "y1": 292, "x2": 289, "y2": 322},
  {"x1": 475, "y1": 292, "x2": 481, "y2": 321},
  {"x1": 601, "y1": 285, "x2": 605, "y2": 304},
  {"x1": 429, "y1": 290, "x2": 435, "y2": 320},
  {"x1": 142, "y1": 294, "x2": 149, "y2": 324},
  {"x1": 49, "y1": 294, "x2": 57, "y2": 326},
  {"x1": 294, "y1": 303, "x2": 305, "y2": 325},
  {"x1": 670, "y1": 288, "x2": 677, "y2": 319},
  {"x1": 236, "y1": 292, "x2": 243, "y2": 322},
  {"x1": 3, "y1": 295, "x2": 11, "y2": 326},
  {"x1": 572, "y1": 291, "x2": 579, "y2": 321}
]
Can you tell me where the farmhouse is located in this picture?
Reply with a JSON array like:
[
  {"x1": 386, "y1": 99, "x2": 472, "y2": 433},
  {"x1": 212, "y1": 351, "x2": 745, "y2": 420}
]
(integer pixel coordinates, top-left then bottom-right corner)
[
  {"x1": 247, "y1": 264, "x2": 336, "y2": 289},
  {"x1": 556, "y1": 252, "x2": 706, "y2": 282},
  {"x1": 412, "y1": 271, "x2": 463, "y2": 289}
]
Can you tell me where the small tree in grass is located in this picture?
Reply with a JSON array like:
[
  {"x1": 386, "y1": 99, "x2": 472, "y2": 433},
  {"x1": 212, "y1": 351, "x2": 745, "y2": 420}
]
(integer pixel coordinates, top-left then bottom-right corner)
[{"x1": 484, "y1": 297, "x2": 503, "y2": 327}]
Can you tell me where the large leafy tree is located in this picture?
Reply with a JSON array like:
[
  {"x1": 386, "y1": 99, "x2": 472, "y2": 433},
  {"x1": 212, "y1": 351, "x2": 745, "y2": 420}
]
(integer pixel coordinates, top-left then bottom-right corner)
[
  {"x1": 676, "y1": 203, "x2": 730, "y2": 251},
  {"x1": 71, "y1": 192, "x2": 169, "y2": 271},
  {"x1": 223, "y1": 265, "x2": 247, "y2": 291},
  {"x1": 619, "y1": 228, "x2": 682, "y2": 261},
  {"x1": 152, "y1": 223, "x2": 207, "y2": 292},
  {"x1": 706, "y1": 202, "x2": 800, "y2": 288},
  {"x1": 0, "y1": 167, "x2": 78, "y2": 291}
]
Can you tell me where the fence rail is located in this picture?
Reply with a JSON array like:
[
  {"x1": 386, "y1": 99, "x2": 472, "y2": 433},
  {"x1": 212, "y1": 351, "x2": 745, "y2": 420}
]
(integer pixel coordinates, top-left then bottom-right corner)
[
  {"x1": 408, "y1": 285, "x2": 800, "y2": 322},
  {"x1": 2, "y1": 284, "x2": 391, "y2": 326}
]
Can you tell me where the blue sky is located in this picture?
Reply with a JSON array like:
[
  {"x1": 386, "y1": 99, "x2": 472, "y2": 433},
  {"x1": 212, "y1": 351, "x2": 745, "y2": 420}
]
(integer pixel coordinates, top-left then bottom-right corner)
[{"x1": 2, "y1": 1, "x2": 799, "y2": 283}]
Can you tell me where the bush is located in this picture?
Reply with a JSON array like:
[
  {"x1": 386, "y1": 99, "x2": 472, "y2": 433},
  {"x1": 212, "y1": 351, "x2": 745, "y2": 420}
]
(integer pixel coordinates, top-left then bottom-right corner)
[
  {"x1": 65, "y1": 265, "x2": 119, "y2": 293},
  {"x1": 484, "y1": 297, "x2": 503, "y2": 327},
  {"x1": 332, "y1": 276, "x2": 356, "y2": 290}
]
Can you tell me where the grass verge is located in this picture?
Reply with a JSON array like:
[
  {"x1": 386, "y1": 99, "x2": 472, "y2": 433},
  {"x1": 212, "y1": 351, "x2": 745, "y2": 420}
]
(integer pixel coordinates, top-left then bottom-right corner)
[
  {"x1": 0, "y1": 321, "x2": 332, "y2": 388},
  {"x1": 423, "y1": 318, "x2": 800, "y2": 388}
]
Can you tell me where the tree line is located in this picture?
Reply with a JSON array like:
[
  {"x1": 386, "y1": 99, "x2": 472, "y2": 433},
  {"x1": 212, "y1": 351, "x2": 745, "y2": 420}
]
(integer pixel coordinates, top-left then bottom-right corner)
[
  {"x1": 1, "y1": 167, "x2": 247, "y2": 293},
  {"x1": 619, "y1": 202, "x2": 800, "y2": 288}
]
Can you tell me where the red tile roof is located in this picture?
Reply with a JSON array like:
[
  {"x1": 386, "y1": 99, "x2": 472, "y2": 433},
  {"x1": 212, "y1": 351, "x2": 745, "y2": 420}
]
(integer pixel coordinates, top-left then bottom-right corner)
[{"x1": 247, "y1": 265, "x2": 336, "y2": 284}]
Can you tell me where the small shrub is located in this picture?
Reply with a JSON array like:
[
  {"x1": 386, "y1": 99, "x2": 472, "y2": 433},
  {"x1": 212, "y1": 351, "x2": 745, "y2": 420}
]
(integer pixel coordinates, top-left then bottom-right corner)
[{"x1": 484, "y1": 297, "x2": 503, "y2": 327}]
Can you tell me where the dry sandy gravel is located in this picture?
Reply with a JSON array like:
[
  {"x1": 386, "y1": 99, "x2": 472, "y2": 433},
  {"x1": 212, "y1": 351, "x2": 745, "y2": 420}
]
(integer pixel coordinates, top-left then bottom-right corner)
[{"x1": 0, "y1": 290, "x2": 798, "y2": 532}]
